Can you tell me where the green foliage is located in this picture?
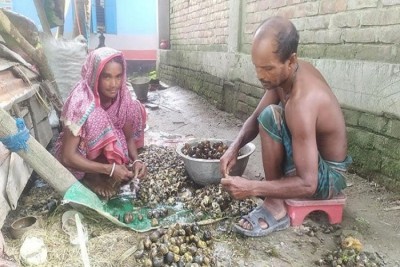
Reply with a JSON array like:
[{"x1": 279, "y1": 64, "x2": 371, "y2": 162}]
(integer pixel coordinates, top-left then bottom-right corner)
[{"x1": 149, "y1": 70, "x2": 157, "y2": 80}]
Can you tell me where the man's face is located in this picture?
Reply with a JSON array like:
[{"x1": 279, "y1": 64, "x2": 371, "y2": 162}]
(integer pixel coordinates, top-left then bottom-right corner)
[
  {"x1": 98, "y1": 61, "x2": 123, "y2": 99},
  {"x1": 251, "y1": 37, "x2": 290, "y2": 90}
]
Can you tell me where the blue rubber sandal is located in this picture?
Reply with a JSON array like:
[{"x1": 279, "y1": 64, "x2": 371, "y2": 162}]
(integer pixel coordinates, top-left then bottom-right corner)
[{"x1": 233, "y1": 205, "x2": 290, "y2": 237}]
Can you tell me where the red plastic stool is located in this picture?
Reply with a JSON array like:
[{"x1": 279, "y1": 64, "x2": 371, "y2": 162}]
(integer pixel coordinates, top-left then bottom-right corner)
[{"x1": 285, "y1": 192, "x2": 347, "y2": 226}]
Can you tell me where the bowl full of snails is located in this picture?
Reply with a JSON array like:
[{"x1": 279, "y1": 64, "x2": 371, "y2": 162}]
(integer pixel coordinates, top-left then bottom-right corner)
[{"x1": 176, "y1": 138, "x2": 255, "y2": 186}]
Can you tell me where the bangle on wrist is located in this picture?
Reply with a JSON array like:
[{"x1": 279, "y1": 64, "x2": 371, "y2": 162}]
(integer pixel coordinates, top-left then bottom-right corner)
[
  {"x1": 109, "y1": 162, "x2": 116, "y2": 177},
  {"x1": 132, "y1": 159, "x2": 143, "y2": 165}
]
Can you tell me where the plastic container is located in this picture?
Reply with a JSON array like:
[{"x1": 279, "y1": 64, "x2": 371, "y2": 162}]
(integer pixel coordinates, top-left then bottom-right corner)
[
  {"x1": 130, "y1": 77, "x2": 150, "y2": 102},
  {"x1": 10, "y1": 216, "x2": 41, "y2": 239}
]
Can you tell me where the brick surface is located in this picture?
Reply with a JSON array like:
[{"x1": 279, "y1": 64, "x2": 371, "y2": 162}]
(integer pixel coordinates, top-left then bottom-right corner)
[
  {"x1": 354, "y1": 45, "x2": 394, "y2": 62},
  {"x1": 359, "y1": 112, "x2": 389, "y2": 133},
  {"x1": 319, "y1": 0, "x2": 347, "y2": 14},
  {"x1": 382, "y1": 0, "x2": 400, "y2": 5},
  {"x1": 299, "y1": 30, "x2": 315, "y2": 43},
  {"x1": 385, "y1": 119, "x2": 400, "y2": 139},
  {"x1": 381, "y1": 156, "x2": 400, "y2": 177},
  {"x1": 324, "y1": 44, "x2": 356, "y2": 59},
  {"x1": 361, "y1": 8, "x2": 400, "y2": 26},
  {"x1": 315, "y1": 29, "x2": 342, "y2": 44},
  {"x1": 330, "y1": 12, "x2": 360, "y2": 28},
  {"x1": 293, "y1": 2, "x2": 319, "y2": 17},
  {"x1": 304, "y1": 15, "x2": 330, "y2": 30},
  {"x1": 348, "y1": 144, "x2": 382, "y2": 172},
  {"x1": 343, "y1": 28, "x2": 376, "y2": 43},
  {"x1": 381, "y1": 137, "x2": 400, "y2": 159},
  {"x1": 170, "y1": 0, "x2": 229, "y2": 50},
  {"x1": 347, "y1": 0, "x2": 378, "y2": 10},
  {"x1": 376, "y1": 25, "x2": 400, "y2": 43},
  {"x1": 343, "y1": 108, "x2": 361, "y2": 126}
]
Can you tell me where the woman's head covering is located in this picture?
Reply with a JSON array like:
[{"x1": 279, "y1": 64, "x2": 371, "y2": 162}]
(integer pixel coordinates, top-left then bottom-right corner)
[{"x1": 60, "y1": 47, "x2": 129, "y2": 136}]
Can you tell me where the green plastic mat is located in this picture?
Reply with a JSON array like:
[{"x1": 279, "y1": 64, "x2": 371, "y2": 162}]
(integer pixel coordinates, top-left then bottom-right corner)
[{"x1": 63, "y1": 182, "x2": 221, "y2": 232}]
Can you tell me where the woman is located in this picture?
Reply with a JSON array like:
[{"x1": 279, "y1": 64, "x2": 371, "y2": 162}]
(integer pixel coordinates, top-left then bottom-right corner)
[{"x1": 56, "y1": 47, "x2": 147, "y2": 198}]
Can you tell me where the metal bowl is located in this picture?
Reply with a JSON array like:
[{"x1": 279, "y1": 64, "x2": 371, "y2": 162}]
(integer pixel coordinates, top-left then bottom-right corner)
[{"x1": 176, "y1": 139, "x2": 255, "y2": 186}]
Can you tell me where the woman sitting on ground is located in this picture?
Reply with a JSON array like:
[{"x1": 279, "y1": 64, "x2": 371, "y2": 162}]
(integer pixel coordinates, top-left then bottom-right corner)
[{"x1": 55, "y1": 47, "x2": 147, "y2": 198}]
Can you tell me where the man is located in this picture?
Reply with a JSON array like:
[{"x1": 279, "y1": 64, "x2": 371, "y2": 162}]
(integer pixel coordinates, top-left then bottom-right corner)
[{"x1": 220, "y1": 16, "x2": 352, "y2": 237}]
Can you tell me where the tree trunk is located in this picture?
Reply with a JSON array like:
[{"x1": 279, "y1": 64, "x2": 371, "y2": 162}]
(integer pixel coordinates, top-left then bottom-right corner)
[{"x1": 0, "y1": 108, "x2": 76, "y2": 195}]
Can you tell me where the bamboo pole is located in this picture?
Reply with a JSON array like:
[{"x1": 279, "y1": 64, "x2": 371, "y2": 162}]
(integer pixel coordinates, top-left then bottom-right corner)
[
  {"x1": 33, "y1": 0, "x2": 52, "y2": 36},
  {"x1": 0, "y1": 108, "x2": 76, "y2": 195}
]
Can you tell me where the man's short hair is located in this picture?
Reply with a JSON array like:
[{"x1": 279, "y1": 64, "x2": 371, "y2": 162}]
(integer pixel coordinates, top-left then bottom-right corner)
[{"x1": 256, "y1": 16, "x2": 299, "y2": 63}]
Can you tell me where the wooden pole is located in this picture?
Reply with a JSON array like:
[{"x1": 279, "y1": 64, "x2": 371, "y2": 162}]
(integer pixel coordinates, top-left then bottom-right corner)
[
  {"x1": 33, "y1": 0, "x2": 52, "y2": 36},
  {"x1": 0, "y1": 108, "x2": 76, "y2": 195}
]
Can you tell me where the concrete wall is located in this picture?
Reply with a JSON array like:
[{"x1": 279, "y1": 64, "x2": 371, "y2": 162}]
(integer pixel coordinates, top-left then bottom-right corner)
[{"x1": 159, "y1": 0, "x2": 400, "y2": 192}]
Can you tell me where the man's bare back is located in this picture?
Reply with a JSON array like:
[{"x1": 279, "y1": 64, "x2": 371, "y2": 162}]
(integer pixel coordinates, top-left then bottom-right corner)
[{"x1": 283, "y1": 60, "x2": 347, "y2": 163}]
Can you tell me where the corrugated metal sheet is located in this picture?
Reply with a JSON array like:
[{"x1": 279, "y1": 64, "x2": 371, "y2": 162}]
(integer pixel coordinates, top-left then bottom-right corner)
[{"x1": 0, "y1": 60, "x2": 40, "y2": 110}]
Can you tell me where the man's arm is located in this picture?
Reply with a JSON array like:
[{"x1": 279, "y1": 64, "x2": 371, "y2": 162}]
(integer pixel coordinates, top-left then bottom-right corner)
[{"x1": 230, "y1": 89, "x2": 280, "y2": 152}]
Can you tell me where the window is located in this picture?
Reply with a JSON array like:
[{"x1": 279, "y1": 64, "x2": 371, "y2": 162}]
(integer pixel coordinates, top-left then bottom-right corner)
[{"x1": 92, "y1": 0, "x2": 116, "y2": 34}]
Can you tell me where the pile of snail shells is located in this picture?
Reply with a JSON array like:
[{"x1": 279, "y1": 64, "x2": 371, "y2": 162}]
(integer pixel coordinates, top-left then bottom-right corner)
[
  {"x1": 136, "y1": 146, "x2": 257, "y2": 220},
  {"x1": 137, "y1": 146, "x2": 188, "y2": 206},
  {"x1": 147, "y1": 207, "x2": 169, "y2": 219},
  {"x1": 319, "y1": 248, "x2": 385, "y2": 267},
  {"x1": 134, "y1": 223, "x2": 215, "y2": 267},
  {"x1": 181, "y1": 140, "x2": 233, "y2": 160},
  {"x1": 184, "y1": 184, "x2": 258, "y2": 219}
]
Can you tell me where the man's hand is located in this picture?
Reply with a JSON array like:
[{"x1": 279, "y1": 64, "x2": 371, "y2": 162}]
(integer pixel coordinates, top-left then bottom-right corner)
[
  {"x1": 220, "y1": 146, "x2": 238, "y2": 177},
  {"x1": 221, "y1": 175, "x2": 252, "y2": 200}
]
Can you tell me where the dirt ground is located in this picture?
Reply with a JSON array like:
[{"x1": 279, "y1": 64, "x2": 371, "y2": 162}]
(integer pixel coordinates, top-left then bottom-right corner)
[{"x1": 2, "y1": 86, "x2": 400, "y2": 266}]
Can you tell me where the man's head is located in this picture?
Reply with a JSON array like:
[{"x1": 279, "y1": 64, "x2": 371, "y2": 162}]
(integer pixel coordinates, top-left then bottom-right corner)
[{"x1": 252, "y1": 16, "x2": 299, "y2": 90}]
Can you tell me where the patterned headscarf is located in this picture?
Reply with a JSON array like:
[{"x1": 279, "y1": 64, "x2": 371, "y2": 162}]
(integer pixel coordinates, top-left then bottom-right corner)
[
  {"x1": 59, "y1": 47, "x2": 144, "y2": 166},
  {"x1": 61, "y1": 47, "x2": 129, "y2": 136}
]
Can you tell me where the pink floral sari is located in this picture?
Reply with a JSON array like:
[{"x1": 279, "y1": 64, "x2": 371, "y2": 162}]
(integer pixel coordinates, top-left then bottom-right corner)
[{"x1": 55, "y1": 47, "x2": 146, "y2": 179}]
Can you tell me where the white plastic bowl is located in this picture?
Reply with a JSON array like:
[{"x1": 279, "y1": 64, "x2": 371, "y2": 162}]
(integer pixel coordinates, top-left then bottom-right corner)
[{"x1": 176, "y1": 139, "x2": 255, "y2": 186}]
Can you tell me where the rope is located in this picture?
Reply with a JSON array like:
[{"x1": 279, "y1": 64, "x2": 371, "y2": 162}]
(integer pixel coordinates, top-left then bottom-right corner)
[{"x1": 0, "y1": 118, "x2": 30, "y2": 152}]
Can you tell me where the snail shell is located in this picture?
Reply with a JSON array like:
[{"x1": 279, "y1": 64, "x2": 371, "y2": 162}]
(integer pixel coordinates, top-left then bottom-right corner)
[
  {"x1": 151, "y1": 218, "x2": 159, "y2": 227},
  {"x1": 164, "y1": 251, "x2": 174, "y2": 264},
  {"x1": 152, "y1": 256, "x2": 164, "y2": 267},
  {"x1": 123, "y1": 212, "x2": 134, "y2": 224},
  {"x1": 142, "y1": 258, "x2": 152, "y2": 267},
  {"x1": 149, "y1": 231, "x2": 160, "y2": 242}
]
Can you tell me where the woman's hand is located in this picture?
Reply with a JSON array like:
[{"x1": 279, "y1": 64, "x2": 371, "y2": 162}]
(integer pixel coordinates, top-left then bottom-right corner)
[
  {"x1": 111, "y1": 164, "x2": 133, "y2": 182},
  {"x1": 132, "y1": 160, "x2": 147, "y2": 179}
]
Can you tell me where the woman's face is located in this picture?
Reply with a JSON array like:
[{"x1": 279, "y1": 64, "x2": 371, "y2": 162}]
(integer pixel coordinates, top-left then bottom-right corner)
[{"x1": 98, "y1": 60, "x2": 123, "y2": 100}]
